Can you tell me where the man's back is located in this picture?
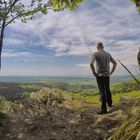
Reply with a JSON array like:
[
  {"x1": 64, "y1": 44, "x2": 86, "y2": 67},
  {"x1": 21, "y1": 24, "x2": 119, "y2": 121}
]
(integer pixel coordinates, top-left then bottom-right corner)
[{"x1": 92, "y1": 50, "x2": 111, "y2": 76}]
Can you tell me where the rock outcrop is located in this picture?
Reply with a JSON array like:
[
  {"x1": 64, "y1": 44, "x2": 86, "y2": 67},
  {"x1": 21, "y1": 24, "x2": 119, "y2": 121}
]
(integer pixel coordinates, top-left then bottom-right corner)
[{"x1": 0, "y1": 88, "x2": 139, "y2": 140}]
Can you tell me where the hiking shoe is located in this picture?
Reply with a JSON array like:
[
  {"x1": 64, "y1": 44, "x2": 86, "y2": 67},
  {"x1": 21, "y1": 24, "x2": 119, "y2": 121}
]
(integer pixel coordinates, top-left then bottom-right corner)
[{"x1": 97, "y1": 110, "x2": 107, "y2": 115}]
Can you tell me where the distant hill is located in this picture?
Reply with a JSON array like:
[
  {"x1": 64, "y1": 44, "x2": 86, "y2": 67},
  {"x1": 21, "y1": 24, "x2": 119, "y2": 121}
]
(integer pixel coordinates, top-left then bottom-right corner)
[
  {"x1": 0, "y1": 75, "x2": 137, "y2": 84},
  {"x1": 0, "y1": 76, "x2": 140, "y2": 101}
]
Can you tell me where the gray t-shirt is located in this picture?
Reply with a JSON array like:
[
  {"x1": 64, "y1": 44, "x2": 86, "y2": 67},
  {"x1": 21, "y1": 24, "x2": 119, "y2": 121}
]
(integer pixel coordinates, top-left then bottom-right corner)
[{"x1": 90, "y1": 50, "x2": 112, "y2": 76}]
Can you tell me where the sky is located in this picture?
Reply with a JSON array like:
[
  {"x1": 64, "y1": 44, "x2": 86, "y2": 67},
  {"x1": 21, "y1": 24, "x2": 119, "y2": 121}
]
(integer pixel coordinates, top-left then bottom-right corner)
[{"x1": 0, "y1": 0, "x2": 140, "y2": 76}]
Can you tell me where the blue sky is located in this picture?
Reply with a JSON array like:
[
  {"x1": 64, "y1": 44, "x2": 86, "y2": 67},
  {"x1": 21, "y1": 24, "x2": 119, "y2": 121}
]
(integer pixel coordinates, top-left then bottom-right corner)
[{"x1": 1, "y1": 0, "x2": 140, "y2": 76}]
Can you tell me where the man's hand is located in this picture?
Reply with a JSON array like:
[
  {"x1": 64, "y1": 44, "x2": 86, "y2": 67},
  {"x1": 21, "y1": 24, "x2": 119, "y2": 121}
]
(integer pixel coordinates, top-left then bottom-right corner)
[{"x1": 93, "y1": 72, "x2": 98, "y2": 77}]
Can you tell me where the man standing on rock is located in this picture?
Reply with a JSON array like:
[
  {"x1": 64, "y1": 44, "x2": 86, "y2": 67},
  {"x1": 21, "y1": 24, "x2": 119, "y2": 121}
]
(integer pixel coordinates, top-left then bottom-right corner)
[{"x1": 90, "y1": 42, "x2": 117, "y2": 114}]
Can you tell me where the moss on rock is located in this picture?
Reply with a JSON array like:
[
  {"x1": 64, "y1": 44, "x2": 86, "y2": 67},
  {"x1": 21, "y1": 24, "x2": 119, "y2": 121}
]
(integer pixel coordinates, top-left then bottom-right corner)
[{"x1": 109, "y1": 104, "x2": 140, "y2": 140}]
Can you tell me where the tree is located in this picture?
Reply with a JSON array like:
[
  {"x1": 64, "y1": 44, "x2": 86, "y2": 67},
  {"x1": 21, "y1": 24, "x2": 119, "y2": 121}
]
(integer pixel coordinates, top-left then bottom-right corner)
[
  {"x1": 131, "y1": 0, "x2": 140, "y2": 12},
  {"x1": 0, "y1": 0, "x2": 84, "y2": 68},
  {"x1": 138, "y1": 49, "x2": 140, "y2": 69}
]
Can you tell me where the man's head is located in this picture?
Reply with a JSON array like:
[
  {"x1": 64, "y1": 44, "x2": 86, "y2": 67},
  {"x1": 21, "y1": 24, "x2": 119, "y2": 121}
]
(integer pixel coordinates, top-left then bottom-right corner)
[{"x1": 96, "y1": 42, "x2": 104, "y2": 51}]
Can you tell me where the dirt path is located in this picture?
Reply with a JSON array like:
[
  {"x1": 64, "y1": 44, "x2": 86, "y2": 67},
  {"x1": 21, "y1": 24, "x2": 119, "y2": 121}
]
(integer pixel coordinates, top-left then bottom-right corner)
[
  {"x1": 0, "y1": 105, "x2": 126, "y2": 140},
  {"x1": 0, "y1": 96, "x2": 139, "y2": 140}
]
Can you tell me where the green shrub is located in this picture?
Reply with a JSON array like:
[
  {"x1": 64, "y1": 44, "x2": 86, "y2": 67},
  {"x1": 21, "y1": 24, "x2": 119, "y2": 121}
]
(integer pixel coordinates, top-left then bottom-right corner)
[{"x1": 0, "y1": 96, "x2": 12, "y2": 112}]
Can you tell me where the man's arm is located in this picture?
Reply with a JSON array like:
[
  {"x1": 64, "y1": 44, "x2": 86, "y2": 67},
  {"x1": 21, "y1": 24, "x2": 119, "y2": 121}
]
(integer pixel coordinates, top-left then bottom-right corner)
[
  {"x1": 90, "y1": 54, "x2": 98, "y2": 77},
  {"x1": 110, "y1": 57, "x2": 117, "y2": 75},
  {"x1": 90, "y1": 63, "x2": 96, "y2": 74},
  {"x1": 90, "y1": 59, "x2": 98, "y2": 77}
]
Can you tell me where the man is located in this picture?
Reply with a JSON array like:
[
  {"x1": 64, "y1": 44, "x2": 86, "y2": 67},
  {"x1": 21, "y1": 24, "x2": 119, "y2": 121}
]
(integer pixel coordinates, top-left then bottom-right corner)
[{"x1": 90, "y1": 42, "x2": 117, "y2": 114}]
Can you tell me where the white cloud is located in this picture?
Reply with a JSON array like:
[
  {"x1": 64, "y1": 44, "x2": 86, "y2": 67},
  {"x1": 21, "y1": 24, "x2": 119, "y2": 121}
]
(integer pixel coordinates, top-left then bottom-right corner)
[
  {"x1": 2, "y1": 0, "x2": 140, "y2": 75},
  {"x1": 2, "y1": 50, "x2": 32, "y2": 57},
  {"x1": 55, "y1": 46, "x2": 90, "y2": 56},
  {"x1": 76, "y1": 63, "x2": 90, "y2": 68},
  {"x1": 7, "y1": 1, "x2": 140, "y2": 58},
  {"x1": 2, "y1": 50, "x2": 45, "y2": 58}
]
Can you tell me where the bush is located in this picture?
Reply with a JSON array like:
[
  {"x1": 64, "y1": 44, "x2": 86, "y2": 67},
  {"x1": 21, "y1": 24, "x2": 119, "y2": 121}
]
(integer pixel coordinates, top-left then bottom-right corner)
[{"x1": 0, "y1": 96, "x2": 12, "y2": 112}]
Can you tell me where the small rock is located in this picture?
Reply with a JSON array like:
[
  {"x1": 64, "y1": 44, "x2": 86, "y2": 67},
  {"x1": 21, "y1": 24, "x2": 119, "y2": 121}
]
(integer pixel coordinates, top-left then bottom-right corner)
[
  {"x1": 136, "y1": 131, "x2": 140, "y2": 140},
  {"x1": 17, "y1": 133, "x2": 24, "y2": 139}
]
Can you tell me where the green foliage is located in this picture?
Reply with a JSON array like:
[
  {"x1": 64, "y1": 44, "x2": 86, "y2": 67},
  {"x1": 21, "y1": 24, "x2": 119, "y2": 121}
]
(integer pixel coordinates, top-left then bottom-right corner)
[
  {"x1": 0, "y1": 0, "x2": 85, "y2": 28},
  {"x1": 0, "y1": 11, "x2": 4, "y2": 18},
  {"x1": 0, "y1": 96, "x2": 12, "y2": 112},
  {"x1": 131, "y1": 0, "x2": 136, "y2": 4},
  {"x1": 79, "y1": 89, "x2": 98, "y2": 96},
  {"x1": 20, "y1": 84, "x2": 41, "y2": 91},
  {"x1": 18, "y1": 84, "x2": 42, "y2": 98},
  {"x1": 18, "y1": 91, "x2": 31, "y2": 98},
  {"x1": 52, "y1": 0, "x2": 85, "y2": 11},
  {"x1": 111, "y1": 82, "x2": 138, "y2": 94},
  {"x1": 112, "y1": 91, "x2": 140, "y2": 104},
  {"x1": 31, "y1": 87, "x2": 67, "y2": 106},
  {"x1": 131, "y1": 0, "x2": 140, "y2": 12},
  {"x1": 137, "y1": 7, "x2": 140, "y2": 12}
]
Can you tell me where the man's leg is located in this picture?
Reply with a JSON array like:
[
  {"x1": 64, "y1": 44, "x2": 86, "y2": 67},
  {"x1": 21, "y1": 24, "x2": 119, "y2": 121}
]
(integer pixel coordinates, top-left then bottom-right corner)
[
  {"x1": 104, "y1": 76, "x2": 112, "y2": 107},
  {"x1": 96, "y1": 77, "x2": 107, "y2": 113}
]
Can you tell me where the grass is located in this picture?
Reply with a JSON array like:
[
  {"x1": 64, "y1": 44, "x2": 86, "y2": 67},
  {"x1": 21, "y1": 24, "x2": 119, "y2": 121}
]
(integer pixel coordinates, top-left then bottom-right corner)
[
  {"x1": 112, "y1": 90, "x2": 140, "y2": 104},
  {"x1": 71, "y1": 90, "x2": 140, "y2": 106},
  {"x1": 19, "y1": 84, "x2": 41, "y2": 90},
  {"x1": 67, "y1": 90, "x2": 140, "y2": 112},
  {"x1": 68, "y1": 79, "x2": 96, "y2": 85}
]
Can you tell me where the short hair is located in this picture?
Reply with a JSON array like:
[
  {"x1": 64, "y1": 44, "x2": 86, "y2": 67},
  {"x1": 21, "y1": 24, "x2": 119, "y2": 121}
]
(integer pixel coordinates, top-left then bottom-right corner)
[{"x1": 97, "y1": 42, "x2": 104, "y2": 49}]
